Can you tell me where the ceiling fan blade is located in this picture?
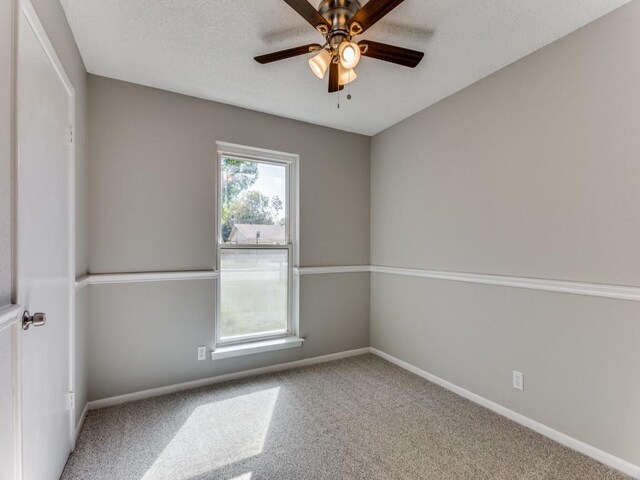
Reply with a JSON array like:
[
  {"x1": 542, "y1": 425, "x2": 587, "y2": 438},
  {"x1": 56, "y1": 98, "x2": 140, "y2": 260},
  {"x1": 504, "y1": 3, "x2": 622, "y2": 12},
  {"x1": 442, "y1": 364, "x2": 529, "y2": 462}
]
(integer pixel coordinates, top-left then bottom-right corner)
[
  {"x1": 349, "y1": 0, "x2": 405, "y2": 34},
  {"x1": 328, "y1": 61, "x2": 340, "y2": 92},
  {"x1": 282, "y1": 0, "x2": 331, "y2": 32},
  {"x1": 254, "y1": 43, "x2": 322, "y2": 64},
  {"x1": 358, "y1": 40, "x2": 424, "y2": 68}
]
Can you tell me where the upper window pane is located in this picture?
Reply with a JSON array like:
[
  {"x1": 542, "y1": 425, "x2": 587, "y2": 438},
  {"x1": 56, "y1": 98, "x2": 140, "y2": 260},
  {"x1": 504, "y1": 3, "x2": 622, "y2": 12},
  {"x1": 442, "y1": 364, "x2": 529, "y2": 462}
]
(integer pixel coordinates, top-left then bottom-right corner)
[{"x1": 221, "y1": 157, "x2": 287, "y2": 244}]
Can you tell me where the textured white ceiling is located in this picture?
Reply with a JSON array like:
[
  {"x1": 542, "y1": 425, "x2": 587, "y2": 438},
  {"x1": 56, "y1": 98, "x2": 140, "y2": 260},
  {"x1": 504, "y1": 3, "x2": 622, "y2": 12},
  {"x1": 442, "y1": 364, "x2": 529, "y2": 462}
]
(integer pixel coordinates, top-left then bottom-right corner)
[{"x1": 61, "y1": 0, "x2": 629, "y2": 135}]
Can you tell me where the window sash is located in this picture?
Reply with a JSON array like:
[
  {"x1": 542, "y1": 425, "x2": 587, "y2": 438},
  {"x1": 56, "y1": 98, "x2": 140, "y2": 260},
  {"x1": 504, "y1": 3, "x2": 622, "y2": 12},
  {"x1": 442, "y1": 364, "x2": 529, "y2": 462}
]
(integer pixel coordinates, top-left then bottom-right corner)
[
  {"x1": 215, "y1": 245, "x2": 293, "y2": 347},
  {"x1": 217, "y1": 152, "x2": 292, "y2": 246},
  {"x1": 215, "y1": 146, "x2": 297, "y2": 349}
]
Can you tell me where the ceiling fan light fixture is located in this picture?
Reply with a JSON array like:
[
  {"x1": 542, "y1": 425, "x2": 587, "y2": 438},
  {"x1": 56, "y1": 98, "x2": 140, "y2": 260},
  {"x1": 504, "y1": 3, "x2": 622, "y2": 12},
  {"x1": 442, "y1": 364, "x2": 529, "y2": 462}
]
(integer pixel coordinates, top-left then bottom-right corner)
[
  {"x1": 339, "y1": 41, "x2": 361, "y2": 69},
  {"x1": 338, "y1": 65, "x2": 357, "y2": 86},
  {"x1": 309, "y1": 49, "x2": 332, "y2": 79},
  {"x1": 255, "y1": 0, "x2": 426, "y2": 95}
]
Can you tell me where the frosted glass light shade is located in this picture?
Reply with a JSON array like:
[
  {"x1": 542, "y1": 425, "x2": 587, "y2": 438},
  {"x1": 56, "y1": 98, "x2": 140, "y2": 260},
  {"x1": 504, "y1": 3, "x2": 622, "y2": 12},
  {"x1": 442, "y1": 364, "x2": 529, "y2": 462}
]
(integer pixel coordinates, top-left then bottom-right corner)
[
  {"x1": 309, "y1": 49, "x2": 331, "y2": 79},
  {"x1": 339, "y1": 41, "x2": 361, "y2": 69},
  {"x1": 338, "y1": 65, "x2": 357, "y2": 86}
]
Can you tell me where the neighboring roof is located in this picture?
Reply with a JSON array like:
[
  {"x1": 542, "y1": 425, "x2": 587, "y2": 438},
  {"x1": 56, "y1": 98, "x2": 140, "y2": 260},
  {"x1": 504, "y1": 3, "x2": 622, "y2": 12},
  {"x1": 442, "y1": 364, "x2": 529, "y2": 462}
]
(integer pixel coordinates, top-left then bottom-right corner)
[{"x1": 229, "y1": 224, "x2": 286, "y2": 244}]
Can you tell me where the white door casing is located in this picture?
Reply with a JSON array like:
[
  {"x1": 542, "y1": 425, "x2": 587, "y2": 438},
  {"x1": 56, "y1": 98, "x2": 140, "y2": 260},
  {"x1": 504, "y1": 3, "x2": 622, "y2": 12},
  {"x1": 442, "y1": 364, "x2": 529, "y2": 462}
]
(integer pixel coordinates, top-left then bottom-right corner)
[
  {"x1": 0, "y1": 307, "x2": 21, "y2": 480},
  {"x1": 16, "y1": 0, "x2": 76, "y2": 479}
]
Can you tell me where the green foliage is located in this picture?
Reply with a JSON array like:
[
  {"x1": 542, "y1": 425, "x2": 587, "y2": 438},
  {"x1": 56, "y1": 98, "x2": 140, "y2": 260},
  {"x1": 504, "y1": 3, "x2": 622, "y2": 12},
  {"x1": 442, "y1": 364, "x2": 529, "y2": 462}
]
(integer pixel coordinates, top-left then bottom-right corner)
[
  {"x1": 221, "y1": 158, "x2": 259, "y2": 209},
  {"x1": 221, "y1": 158, "x2": 283, "y2": 242},
  {"x1": 272, "y1": 195, "x2": 283, "y2": 217}
]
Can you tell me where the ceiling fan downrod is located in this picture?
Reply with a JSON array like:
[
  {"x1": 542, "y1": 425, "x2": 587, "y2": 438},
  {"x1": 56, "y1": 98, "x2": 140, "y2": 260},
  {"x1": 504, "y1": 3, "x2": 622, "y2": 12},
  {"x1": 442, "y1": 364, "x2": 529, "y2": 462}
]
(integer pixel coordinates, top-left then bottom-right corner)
[{"x1": 318, "y1": 0, "x2": 362, "y2": 49}]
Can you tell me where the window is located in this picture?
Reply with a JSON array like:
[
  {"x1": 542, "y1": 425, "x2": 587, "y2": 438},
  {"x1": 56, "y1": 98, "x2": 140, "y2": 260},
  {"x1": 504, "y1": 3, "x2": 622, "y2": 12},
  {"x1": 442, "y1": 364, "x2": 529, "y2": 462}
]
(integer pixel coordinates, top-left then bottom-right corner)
[{"x1": 215, "y1": 142, "x2": 299, "y2": 352}]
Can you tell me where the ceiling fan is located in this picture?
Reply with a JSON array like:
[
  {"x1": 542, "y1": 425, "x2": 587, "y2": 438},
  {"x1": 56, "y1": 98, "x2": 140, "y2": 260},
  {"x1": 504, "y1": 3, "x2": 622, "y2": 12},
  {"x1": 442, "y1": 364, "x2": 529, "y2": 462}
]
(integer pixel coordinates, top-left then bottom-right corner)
[{"x1": 255, "y1": 0, "x2": 424, "y2": 93}]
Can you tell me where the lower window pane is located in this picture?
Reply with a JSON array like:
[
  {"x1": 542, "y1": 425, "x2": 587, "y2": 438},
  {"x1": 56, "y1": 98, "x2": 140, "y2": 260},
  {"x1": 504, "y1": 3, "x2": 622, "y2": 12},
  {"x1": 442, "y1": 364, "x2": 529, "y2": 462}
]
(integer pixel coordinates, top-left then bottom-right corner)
[{"x1": 220, "y1": 249, "x2": 288, "y2": 340}]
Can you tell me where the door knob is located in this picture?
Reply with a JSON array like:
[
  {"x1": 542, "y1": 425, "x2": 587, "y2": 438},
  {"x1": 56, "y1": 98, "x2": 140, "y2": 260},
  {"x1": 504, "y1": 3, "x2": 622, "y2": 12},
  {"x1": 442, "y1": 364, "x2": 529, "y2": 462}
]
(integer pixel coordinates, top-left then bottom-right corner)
[{"x1": 22, "y1": 311, "x2": 46, "y2": 330}]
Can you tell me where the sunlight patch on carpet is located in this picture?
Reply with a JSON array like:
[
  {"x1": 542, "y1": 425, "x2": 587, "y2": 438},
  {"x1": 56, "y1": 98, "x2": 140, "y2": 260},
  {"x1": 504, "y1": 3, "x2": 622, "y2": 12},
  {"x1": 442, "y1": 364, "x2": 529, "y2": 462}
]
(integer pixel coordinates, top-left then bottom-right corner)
[{"x1": 141, "y1": 388, "x2": 280, "y2": 480}]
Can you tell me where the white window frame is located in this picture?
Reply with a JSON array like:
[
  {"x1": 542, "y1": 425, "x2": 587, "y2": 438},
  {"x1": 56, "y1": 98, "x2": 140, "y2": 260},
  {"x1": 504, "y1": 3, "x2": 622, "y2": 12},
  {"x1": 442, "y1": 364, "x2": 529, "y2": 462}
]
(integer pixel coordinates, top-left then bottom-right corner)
[{"x1": 214, "y1": 141, "x2": 300, "y2": 352}]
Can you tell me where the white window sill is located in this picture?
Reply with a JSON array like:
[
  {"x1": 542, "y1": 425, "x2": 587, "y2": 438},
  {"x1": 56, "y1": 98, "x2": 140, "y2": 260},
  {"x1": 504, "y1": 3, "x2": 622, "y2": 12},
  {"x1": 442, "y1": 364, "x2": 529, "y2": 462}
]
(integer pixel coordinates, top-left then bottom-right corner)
[{"x1": 211, "y1": 336, "x2": 304, "y2": 360}]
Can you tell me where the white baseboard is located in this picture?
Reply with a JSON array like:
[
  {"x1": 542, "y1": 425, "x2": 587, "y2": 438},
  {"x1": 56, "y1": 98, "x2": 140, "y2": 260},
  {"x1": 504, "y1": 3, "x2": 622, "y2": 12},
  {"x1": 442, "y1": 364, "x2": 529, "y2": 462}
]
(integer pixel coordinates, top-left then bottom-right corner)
[
  {"x1": 73, "y1": 402, "x2": 89, "y2": 450},
  {"x1": 84, "y1": 346, "x2": 639, "y2": 478},
  {"x1": 370, "y1": 348, "x2": 640, "y2": 479},
  {"x1": 87, "y1": 347, "x2": 370, "y2": 410}
]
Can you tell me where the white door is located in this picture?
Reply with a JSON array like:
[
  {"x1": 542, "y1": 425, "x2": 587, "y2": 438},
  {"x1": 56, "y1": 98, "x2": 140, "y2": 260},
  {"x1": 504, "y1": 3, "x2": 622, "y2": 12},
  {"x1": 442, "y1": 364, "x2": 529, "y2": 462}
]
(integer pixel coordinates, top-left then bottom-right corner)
[{"x1": 17, "y1": 2, "x2": 75, "y2": 479}]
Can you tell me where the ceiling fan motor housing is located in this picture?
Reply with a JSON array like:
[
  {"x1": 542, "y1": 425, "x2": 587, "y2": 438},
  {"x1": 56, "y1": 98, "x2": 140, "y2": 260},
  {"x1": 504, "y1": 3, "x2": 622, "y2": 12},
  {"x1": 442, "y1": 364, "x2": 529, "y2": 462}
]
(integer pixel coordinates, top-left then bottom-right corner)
[{"x1": 318, "y1": 0, "x2": 361, "y2": 47}]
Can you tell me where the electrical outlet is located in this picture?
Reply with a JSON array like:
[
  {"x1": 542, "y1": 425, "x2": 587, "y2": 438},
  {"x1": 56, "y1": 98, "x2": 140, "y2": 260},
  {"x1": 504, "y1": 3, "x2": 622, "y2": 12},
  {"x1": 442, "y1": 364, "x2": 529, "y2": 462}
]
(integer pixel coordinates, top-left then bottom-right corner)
[
  {"x1": 513, "y1": 370, "x2": 524, "y2": 391},
  {"x1": 197, "y1": 346, "x2": 206, "y2": 361}
]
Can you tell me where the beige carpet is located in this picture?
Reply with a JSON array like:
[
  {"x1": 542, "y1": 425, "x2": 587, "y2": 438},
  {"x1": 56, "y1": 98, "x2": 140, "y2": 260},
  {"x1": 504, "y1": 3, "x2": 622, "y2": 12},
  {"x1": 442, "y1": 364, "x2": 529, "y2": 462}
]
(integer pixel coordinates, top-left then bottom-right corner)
[{"x1": 62, "y1": 354, "x2": 628, "y2": 479}]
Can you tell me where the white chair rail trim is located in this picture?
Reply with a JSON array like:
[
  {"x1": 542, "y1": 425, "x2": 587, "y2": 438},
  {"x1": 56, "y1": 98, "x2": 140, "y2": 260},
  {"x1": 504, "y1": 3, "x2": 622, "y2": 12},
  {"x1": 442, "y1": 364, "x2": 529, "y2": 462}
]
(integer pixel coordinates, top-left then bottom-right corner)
[
  {"x1": 75, "y1": 271, "x2": 218, "y2": 289},
  {"x1": 74, "y1": 265, "x2": 640, "y2": 302},
  {"x1": 296, "y1": 265, "x2": 370, "y2": 275},
  {"x1": 370, "y1": 265, "x2": 640, "y2": 302},
  {"x1": 75, "y1": 266, "x2": 371, "y2": 289}
]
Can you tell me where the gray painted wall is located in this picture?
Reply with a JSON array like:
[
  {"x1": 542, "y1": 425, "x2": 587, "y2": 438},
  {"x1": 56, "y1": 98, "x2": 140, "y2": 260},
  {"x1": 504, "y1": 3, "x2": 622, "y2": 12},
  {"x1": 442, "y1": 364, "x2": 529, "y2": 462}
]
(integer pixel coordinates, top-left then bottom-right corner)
[
  {"x1": 371, "y1": 1, "x2": 640, "y2": 466},
  {"x1": 88, "y1": 75, "x2": 370, "y2": 272},
  {"x1": 372, "y1": 2, "x2": 640, "y2": 285},
  {"x1": 86, "y1": 76, "x2": 370, "y2": 400},
  {"x1": 371, "y1": 275, "x2": 640, "y2": 465},
  {"x1": 87, "y1": 274, "x2": 369, "y2": 400}
]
